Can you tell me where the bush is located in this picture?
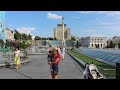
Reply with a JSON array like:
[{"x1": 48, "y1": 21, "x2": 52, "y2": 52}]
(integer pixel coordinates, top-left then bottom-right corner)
[{"x1": 0, "y1": 39, "x2": 4, "y2": 48}]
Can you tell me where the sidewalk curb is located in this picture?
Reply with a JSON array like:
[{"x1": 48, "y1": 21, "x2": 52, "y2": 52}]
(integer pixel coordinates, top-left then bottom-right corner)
[
  {"x1": 66, "y1": 51, "x2": 86, "y2": 69},
  {"x1": 0, "y1": 58, "x2": 31, "y2": 67}
]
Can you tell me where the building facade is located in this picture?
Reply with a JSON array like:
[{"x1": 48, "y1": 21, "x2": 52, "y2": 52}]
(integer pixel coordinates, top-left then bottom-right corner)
[
  {"x1": 80, "y1": 36, "x2": 107, "y2": 48},
  {"x1": 5, "y1": 27, "x2": 14, "y2": 40},
  {"x1": 54, "y1": 24, "x2": 71, "y2": 40}
]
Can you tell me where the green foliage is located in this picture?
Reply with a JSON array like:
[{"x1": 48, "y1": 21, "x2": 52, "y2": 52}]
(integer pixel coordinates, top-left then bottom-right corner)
[
  {"x1": 15, "y1": 41, "x2": 31, "y2": 49},
  {"x1": 35, "y1": 36, "x2": 41, "y2": 40},
  {"x1": 0, "y1": 39, "x2": 4, "y2": 48},
  {"x1": 5, "y1": 40, "x2": 12, "y2": 48},
  {"x1": 71, "y1": 35, "x2": 76, "y2": 41},
  {"x1": 106, "y1": 40, "x2": 115, "y2": 48},
  {"x1": 48, "y1": 37, "x2": 53, "y2": 40},
  {"x1": 28, "y1": 34, "x2": 32, "y2": 40},
  {"x1": 118, "y1": 43, "x2": 120, "y2": 48},
  {"x1": 14, "y1": 32, "x2": 32, "y2": 40},
  {"x1": 54, "y1": 37, "x2": 57, "y2": 40},
  {"x1": 14, "y1": 33, "x2": 21, "y2": 40},
  {"x1": 109, "y1": 41, "x2": 114, "y2": 48},
  {"x1": 11, "y1": 31, "x2": 33, "y2": 49}
]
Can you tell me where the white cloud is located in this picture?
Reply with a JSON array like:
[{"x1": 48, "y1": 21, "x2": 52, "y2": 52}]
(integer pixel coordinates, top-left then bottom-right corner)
[
  {"x1": 80, "y1": 12, "x2": 120, "y2": 32},
  {"x1": 79, "y1": 11, "x2": 120, "y2": 16},
  {"x1": 75, "y1": 11, "x2": 120, "y2": 38},
  {"x1": 16, "y1": 27, "x2": 36, "y2": 35},
  {"x1": 47, "y1": 13, "x2": 62, "y2": 19}
]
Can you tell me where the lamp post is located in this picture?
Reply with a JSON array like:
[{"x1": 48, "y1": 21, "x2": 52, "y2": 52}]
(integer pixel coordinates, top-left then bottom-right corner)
[
  {"x1": 25, "y1": 42, "x2": 27, "y2": 58},
  {"x1": 77, "y1": 39, "x2": 79, "y2": 48},
  {"x1": 21, "y1": 33, "x2": 22, "y2": 43},
  {"x1": 62, "y1": 17, "x2": 65, "y2": 47},
  {"x1": 25, "y1": 42, "x2": 27, "y2": 49},
  {"x1": 13, "y1": 39, "x2": 15, "y2": 48},
  {"x1": 9, "y1": 39, "x2": 12, "y2": 62}
]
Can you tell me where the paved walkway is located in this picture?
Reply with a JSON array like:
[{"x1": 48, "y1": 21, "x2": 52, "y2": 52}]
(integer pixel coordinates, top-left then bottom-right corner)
[{"x1": 0, "y1": 52, "x2": 83, "y2": 79}]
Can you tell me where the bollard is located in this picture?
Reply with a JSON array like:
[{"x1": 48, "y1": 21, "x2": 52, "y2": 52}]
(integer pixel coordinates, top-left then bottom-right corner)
[{"x1": 116, "y1": 63, "x2": 120, "y2": 79}]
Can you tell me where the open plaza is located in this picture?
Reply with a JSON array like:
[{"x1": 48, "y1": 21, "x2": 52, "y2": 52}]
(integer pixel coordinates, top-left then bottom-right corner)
[{"x1": 0, "y1": 11, "x2": 120, "y2": 79}]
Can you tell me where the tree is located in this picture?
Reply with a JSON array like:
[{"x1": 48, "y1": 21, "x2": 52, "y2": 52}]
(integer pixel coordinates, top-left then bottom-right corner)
[
  {"x1": 14, "y1": 33, "x2": 21, "y2": 40},
  {"x1": 118, "y1": 43, "x2": 120, "y2": 48},
  {"x1": 28, "y1": 34, "x2": 32, "y2": 40},
  {"x1": 0, "y1": 39, "x2": 4, "y2": 48},
  {"x1": 71, "y1": 36, "x2": 76, "y2": 41},
  {"x1": 54, "y1": 37, "x2": 57, "y2": 40},
  {"x1": 14, "y1": 29, "x2": 19, "y2": 33},
  {"x1": 5, "y1": 40, "x2": 12, "y2": 48},
  {"x1": 48, "y1": 37, "x2": 53, "y2": 40},
  {"x1": 22, "y1": 33, "x2": 28, "y2": 40},
  {"x1": 35, "y1": 36, "x2": 41, "y2": 40},
  {"x1": 40, "y1": 37, "x2": 46, "y2": 40},
  {"x1": 110, "y1": 41, "x2": 114, "y2": 48}
]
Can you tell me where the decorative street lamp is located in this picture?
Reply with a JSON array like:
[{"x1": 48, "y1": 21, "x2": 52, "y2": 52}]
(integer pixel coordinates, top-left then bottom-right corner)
[
  {"x1": 62, "y1": 17, "x2": 65, "y2": 47},
  {"x1": 25, "y1": 42, "x2": 27, "y2": 49},
  {"x1": 24, "y1": 42, "x2": 27, "y2": 58},
  {"x1": 77, "y1": 39, "x2": 79, "y2": 48}
]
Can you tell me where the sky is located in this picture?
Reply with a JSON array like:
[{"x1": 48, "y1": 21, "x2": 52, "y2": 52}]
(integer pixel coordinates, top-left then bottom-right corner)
[{"x1": 5, "y1": 11, "x2": 120, "y2": 38}]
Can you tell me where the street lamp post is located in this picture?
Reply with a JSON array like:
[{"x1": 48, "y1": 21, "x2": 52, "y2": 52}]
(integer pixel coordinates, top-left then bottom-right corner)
[
  {"x1": 9, "y1": 39, "x2": 12, "y2": 62},
  {"x1": 62, "y1": 17, "x2": 65, "y2": 47},
  {"x1": 25, "y1": 42, "x2": 27, "y2": 58},
  {"x1": 77, "y1": 39, "x2": 79, "y2": 48},
  {"x1": 25, "y1": 42, "x2": 27, "y2": 49},
  {"x1": 21, "y1": 33, "x2": 22, "y2": 43}
]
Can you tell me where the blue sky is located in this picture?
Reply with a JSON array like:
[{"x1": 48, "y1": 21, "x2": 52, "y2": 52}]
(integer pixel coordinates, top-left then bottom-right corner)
[{"x1": 5, "y1": 11, "x2": 120, "y2": 38}]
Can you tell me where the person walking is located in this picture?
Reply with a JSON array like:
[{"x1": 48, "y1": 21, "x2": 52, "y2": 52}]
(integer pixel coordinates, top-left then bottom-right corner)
[
  {"x1": 61, "y1": 47, "x2": 65, "y2": 60},
  {"x1": 49, "y1": 48, "x2": 61, "y2": 79},
  {"x1": 14, "y1": 47, "x2": 21, "y2": 70},
  {"x1": 57, "y1": 46, "x2": 61, "y2": 55}
]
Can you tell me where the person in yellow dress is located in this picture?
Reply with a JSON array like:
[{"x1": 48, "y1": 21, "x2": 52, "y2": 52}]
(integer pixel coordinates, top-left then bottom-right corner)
[{"x1": 14, "y1": 47, "x2": 21, "y2": 70}]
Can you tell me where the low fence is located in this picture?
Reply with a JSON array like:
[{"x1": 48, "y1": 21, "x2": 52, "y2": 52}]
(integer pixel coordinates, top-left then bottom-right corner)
[
  {"x1": 27, "y1": 46, "x2": 49, "y2": 54},
  {"x1": 0, "y1": 49, "x2": 26, "y2": 64}
]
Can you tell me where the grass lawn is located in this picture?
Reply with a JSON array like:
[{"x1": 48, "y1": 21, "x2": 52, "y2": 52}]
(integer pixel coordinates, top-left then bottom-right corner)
[{"x1": 68, "y1": 50, "x2": 116, "y2": 78}]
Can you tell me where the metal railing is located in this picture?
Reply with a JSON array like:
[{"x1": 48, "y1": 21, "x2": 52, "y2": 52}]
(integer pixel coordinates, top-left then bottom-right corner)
[{"x1": 0, "y1": 49, "x2": 26, "y2": 64}]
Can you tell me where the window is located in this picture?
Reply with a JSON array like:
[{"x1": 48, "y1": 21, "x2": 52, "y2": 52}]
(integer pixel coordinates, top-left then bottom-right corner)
[
  {"x1": 91, "y1": 44, "x2": 93, "y2": 47},
  {"x1": 94, "y1": 39, "x2": 96, "y2": 43}
]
